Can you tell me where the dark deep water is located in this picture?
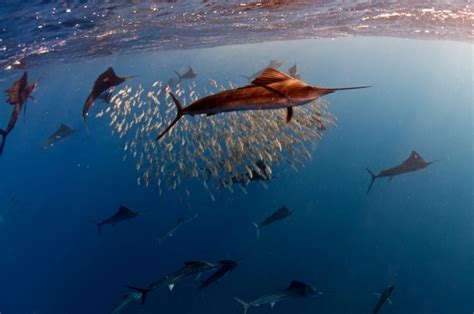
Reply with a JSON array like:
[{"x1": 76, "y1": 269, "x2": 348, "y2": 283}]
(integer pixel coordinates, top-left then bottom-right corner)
[{"x1": 0, "y1": 3, "x2": 473, "y2": 314}]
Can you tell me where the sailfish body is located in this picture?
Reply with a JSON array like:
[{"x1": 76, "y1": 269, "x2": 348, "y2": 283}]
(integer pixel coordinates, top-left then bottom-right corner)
[{"x1": 157, "y1": 68, "x2": 369, "y2": 140}]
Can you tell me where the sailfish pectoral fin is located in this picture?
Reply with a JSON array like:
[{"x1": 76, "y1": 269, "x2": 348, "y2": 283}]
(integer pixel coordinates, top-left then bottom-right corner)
[{"x1": 286, "y1": 107, "x2": 293, "y2": 123}]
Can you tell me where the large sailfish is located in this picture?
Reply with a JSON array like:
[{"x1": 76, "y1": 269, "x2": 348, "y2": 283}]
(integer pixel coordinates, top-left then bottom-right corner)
[{"x1": 156, "y1": 68, "x2": 369, "y2": 140}]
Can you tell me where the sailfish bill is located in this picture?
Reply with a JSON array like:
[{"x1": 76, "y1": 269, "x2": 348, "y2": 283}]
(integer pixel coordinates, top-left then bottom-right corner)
[{"x1": 156, "y1": 68, "x2": 369, "y2": 140}]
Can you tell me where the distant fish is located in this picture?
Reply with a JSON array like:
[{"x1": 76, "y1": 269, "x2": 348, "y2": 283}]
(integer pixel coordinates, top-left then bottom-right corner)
[
  {"x1": 1, "y1": 72, "x2": 37, "y2": 155},
  {"x1": 156, "y1": 213, "x2": 198, "y2": 246},
  {"x1": 199, "y1": 259, "x2": 242, "y2": 290},
  {"x1": 173, "y1": 66, "x2": 197, "y2": 81},
  {"x1": 157, "y1": 68, "x2": 369, "y2": 140},
  {"x1": 241, "y1": 59, "x2": 284, "y2": 81},
  {"x1": 95, "y1": 205, "x2": 142, "y2": 235},
  {"x1": 82, "y1": 67, "x2": 134, "y2": 120},
  {"x1": 222, "y1": 160, "x2": 272, "y2": 187},
  {"x1": 288, "y1": 63, "x2": 300, "y2": 79},
  {"x1": 111, "y1": 291, "x2": 142, "y2": 314},
  {"x1": 234, "y1": 281, "x2": 319, "y2": 314},
  {"x1": 41, "y1": 124, "x2": 75, "y2": 150},
  {"x1": 371, "y1": 285, "x2": 394, "y2": 314},
  {"x1": 128, "y1": 260, "x2": 217, "y2": 304},
  {"x1": 253, "y1": 205, "x2": 294, "y2": 239},
  {"x1": 366, "y1": 150, "x2": 436, "y2": 194}
]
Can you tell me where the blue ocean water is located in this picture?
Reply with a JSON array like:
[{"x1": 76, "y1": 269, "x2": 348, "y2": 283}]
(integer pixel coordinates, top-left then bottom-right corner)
[{"x1": 0, "y1": 34, "x2": 472, "y2": 314}]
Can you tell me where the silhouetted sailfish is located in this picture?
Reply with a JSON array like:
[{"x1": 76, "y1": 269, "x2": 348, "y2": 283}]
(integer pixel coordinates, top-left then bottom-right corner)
[
  {"x1": 173, "y1": 66, "x2": 197, "y2": 81},
  {"x1": 41, "y1": 123, "x2": 75, "y2": 149},
  {"x1": 371, "y1": 285, "x2": 394, "y2": 314},
  {"x1": 157, "y1": 68, "x2": 369, "y2": 140},
  {"x1": 95, "y1": 205, "x2": 142, "y2": 235},
  {"x1": 1, "y1": 72, "x2": 37, "y2": 155},
  {"x1": 253, "y1": 205, "x2": 294, "y2": 239},
  {"x1": 366, "y1": 151, "x2": 436, "y2": 194},
  {"x1": 199, "y1": 259, "x2": 242, "y2": 290},
  {"x1": 127, "y1": 260, "x2": 217, "y2": 304},
  {"x1": 82, "y1": 67, "x2": 135, "y2": 120},
  {"x1": 234, "y1": 281, "x2": 319, "y2": 314}
]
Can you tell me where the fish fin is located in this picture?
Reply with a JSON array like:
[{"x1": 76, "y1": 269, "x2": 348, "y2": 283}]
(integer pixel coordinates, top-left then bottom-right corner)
[
  {"x1": 156, "y1": 93, "x2": 184, "y2": 140},
  {"x1": 0, "y1": 129, "x2": 7, "y2": 156},
  {"x1": 82, "y1": 92, "x2": 97, "y2": 120},
  {"x1": 168, "y1": 283, "x2": 175, "y2": 291},
  {"x1": 270, "y1": 301, "x2": 276, "y2": 308},
  {"x1": 252, "y1": 222, "x2": 260, "y2": 240},
  {"x1": 173, "y1": 70, "x2": 183, "y2": 83},
  {"x1": 389, "y1": 176, "x2": 394, "y2": 181},
  {"x1": 251, "y1": 68, "x2": 292, "y2": 85},
  {"x1": 286, "y1": 107, "x2": 293, "y2": 123},
  {"x1": 387, "y1": 297, "x2": 393, "y2": 305},
  {"x1": 195, "y1": 272, "x2": 202, "y2": 281},
  {"x1": 126, "y1": 285, "x2": 149, "y2": 304},
  {"x1": 234, "y1": 297, "x2": 250, "y2": 314},
  {"x1": 365, "y1": 168, "x2": 377, "y2": 194}
]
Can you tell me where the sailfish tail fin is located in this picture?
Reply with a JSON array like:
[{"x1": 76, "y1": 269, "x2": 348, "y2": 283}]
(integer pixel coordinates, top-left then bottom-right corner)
[
  {"x1": 234, "y1": 297, "x2": 250, "y2": 314},
  {"x1": 127, "y1": 285, "x2": 150, "y2": 304},
  {"x1": 0, "y1": 129, "x2": 7, "y2": 156},
  {"x1": 156, "y1": 93, "x2": 184, "y2": 141},
  {"x1": 365, "y1": 168, "x2": 377, "y2": 194}
]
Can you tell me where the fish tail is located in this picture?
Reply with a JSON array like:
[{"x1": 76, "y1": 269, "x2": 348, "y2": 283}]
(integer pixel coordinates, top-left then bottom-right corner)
[
  {"x1": 127, "y1": 285, "x2": 150, "y2": 304},
  {"x1": 173, "y1": 70, "x2": 183, "y2": 83},
  {"x1": 365, "y1": 168, "x2": 377, "y2": 194},
  {"x1": 156, "y1": 93, "x2": 184, "y2": 141},
  {"x1": 252, "y1": 222, "x2": 260, "y2": 240},
  {"x1": 0, "y1": 129, "x2": 7, "y2": 156},
  {"x1": 234, "y1": 297, "x2": 250, "y2": 314}
]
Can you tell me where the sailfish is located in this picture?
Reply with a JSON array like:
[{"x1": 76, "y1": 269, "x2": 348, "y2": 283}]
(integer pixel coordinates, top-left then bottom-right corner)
[
  {"x1": 156, "y1": 68, "x2": 369, "y2": 140},
  {"x1": 366, "y1": 151, "x2": 436, "y2": 194},
  {"x1": 82, "y1": 67, "x2": 134, "y2": 120},
  {"x1": 1, "y1": 72, "x2": 37, "y2": 155}
]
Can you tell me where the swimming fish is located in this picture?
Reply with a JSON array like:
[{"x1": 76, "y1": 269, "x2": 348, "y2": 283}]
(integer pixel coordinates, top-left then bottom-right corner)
[
  {"x1": 174, "y1": 66, "x2": 197, "y2": 81},
  {"x1": 41, "y1": 124, "x2": 75, "y2": 149},
  {"x1": 82, "y1": 67, "x2": 133, "y2": 120},
  {"x1": 234, "y1": 280, "x2": 318, "y2": 314},
  {"x1": 128, "y1": 260, "x2": 217, "y2": 304},
  {"x1": 366, "y1": 150, "x2": 435, "y2": 194},
  {"x1": 371, "y1": 285, "x2": 394, "y2": 314},
  {"x1": 241, "y1": 59, "x2": 284, "y2": 81},
  {"x1": 253, "y1": 205, "x2": 294, "y2": 239},
  {"x1": 95, "y1": 205, "x2": 141, "y2": 235},
  {"x1": 222, "y1": 160, "x2": 272, "y2": 187},
  {"x1": 111, "y1": 291, "x2": 142, "y2": 314},
  {"x1": 199, "y1": 259, "x2": 242, "y2": 290},
  {"x1": 156, "y1": 213, "x2": 198, "y2": 246},
  {"x1": 157, "y1": 68, "x2": 369, "y2": 140},
  {"x1": 1, "y1": 72, "x2": 37, "y2": 155}
]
